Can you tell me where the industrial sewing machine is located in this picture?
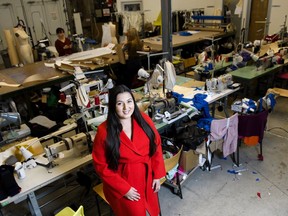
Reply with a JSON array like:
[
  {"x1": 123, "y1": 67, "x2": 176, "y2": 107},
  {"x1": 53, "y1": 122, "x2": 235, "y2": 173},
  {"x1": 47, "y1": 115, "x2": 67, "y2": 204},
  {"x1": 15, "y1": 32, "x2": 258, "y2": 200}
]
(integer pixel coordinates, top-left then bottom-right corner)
[{"x1": 41, "y1": 132, "x2": 92, "y2": 168}]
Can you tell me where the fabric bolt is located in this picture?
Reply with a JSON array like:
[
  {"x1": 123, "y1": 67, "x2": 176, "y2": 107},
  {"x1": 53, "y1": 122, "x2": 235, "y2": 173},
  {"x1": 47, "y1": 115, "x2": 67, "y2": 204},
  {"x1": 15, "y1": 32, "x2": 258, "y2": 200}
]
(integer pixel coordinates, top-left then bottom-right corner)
[
  {"x1": 209, "y1": 113, "x2": 238, "y2": 157},
  {"x1": 238, "y1": 110, "x2": 269, "y2": 142},
  {"x1": 92, "y1": 113, "x2": 165, "y2": 216}
]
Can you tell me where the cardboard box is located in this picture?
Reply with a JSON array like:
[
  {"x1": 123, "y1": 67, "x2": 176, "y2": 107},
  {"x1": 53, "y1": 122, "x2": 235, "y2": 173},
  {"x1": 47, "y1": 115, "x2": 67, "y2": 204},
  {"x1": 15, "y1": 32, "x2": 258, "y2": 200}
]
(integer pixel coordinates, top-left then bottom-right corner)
[
  {"x1": 179, "y1": 149, "x2": 199, "y2": 173},
  {"x1": 183, "y1": 57, "x2": 196, "y2": 68}
]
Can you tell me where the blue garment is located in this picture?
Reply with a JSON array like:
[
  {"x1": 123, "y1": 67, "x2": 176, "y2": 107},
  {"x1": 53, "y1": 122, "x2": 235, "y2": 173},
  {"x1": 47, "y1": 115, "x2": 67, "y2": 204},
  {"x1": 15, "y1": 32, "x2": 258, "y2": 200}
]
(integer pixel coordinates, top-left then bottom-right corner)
[
  {"x1": 244, "y1": 99, "x2": 257, "y2": 113},
  {"x1": 192, "y1": 93, "x2": 211, "y2": 118},
  {"x1": 197, "y1": 117, "x2": 214, "y2": 132},
  {"x1": 172, "y1": 92, "x2": 193, "y2": 104}
]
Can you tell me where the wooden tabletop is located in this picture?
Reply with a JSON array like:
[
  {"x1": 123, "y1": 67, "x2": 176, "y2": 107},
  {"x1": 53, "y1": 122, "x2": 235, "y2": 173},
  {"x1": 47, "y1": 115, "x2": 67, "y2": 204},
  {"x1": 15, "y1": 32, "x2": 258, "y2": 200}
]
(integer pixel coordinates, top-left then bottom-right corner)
[
  {"x1": 0, "y1": 62, "x2": 74, "y2": 99},
  {"x1": 143, "y1": 31, "x2": 234, "y2": 51}
]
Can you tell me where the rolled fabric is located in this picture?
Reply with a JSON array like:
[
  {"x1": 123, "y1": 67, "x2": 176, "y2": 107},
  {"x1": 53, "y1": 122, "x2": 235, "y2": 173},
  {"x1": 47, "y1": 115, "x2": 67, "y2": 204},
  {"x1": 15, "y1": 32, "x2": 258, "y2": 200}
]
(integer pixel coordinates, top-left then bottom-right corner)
[{"x1": 3, "y1": 29, "x2": 19, "y2": 66}]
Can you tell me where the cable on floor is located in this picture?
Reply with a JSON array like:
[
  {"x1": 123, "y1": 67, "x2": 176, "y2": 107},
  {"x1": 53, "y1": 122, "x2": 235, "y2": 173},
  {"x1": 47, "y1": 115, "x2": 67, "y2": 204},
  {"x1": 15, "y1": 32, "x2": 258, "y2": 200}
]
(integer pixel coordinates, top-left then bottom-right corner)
[{"x1": 267, "y1": 127, "x2": 288, "y2": 134}]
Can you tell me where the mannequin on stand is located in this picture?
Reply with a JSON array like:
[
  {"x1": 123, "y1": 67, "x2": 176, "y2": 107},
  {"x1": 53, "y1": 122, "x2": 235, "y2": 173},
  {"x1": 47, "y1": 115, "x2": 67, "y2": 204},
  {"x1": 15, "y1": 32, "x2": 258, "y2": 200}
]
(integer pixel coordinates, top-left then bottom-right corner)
[
  {"x1": 14, "y1": 26, "x2": 34, "y2": 64},
  {"x1": 101, "y1": 22, "x2": 118, "y2": 47},
  {"x1": 109, "y1": 22, "x2": 118, "y2": 45}
]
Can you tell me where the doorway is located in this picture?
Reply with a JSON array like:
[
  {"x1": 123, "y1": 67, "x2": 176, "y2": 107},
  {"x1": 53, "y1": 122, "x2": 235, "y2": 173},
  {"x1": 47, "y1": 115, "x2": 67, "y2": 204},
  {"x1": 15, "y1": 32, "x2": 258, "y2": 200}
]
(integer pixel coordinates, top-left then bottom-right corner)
[{"x1": 248, "y1": 0, "x2": 269, "y2": 42}]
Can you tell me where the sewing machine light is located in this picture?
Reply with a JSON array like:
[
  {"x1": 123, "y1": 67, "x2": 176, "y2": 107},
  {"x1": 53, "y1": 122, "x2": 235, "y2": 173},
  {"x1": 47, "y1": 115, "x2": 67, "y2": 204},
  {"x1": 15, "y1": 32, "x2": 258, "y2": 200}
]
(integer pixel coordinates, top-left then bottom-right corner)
[
  {"x1": 0, "y1": 112, "x2": 21, "y2": 128},
  {"x1": 19, "y1": 146, "x2": 33, "y2": 160},
  {"x1": 106, "y1": 78, "x2": 114, "y2": 89},
  {"x1": 138, "y1": 68, "x2": 150, "y2": 79}
]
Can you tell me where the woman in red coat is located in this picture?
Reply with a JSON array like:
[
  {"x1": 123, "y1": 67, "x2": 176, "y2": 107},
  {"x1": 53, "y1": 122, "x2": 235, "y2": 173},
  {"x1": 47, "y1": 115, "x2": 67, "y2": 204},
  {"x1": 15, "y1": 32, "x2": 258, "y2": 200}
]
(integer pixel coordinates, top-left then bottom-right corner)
[{"x1": 93, "y1": 85, "x2": 166, "y2": 216}]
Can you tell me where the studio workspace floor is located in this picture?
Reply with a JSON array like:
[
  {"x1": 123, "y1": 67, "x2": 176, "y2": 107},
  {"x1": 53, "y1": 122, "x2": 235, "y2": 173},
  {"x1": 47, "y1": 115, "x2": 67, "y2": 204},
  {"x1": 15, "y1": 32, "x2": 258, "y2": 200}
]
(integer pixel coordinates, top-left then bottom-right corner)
[{"x1": 2, "y1": 96, "x2": 288, "y2": 216}]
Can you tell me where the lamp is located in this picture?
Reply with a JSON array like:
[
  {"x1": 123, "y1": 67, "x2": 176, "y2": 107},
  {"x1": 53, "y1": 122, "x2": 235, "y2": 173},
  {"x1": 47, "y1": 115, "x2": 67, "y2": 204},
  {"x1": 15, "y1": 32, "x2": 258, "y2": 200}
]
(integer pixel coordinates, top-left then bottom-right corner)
[
  {"x1": 0, "y1": 112, "x2": 21, "y2": 128},
  {"x1": 138, "y1": 68, "x2": 150, "y2": 79},
  {"x1": 19, "y1": 146, "x2": 33, "y2": 160}
]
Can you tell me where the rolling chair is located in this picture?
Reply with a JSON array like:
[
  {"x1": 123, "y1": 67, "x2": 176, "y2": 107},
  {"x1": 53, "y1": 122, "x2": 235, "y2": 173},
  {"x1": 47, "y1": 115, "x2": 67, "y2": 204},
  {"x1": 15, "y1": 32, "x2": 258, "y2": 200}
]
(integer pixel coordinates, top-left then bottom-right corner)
[{"x1": 55, "y1": 205, "x2": 84, "y2": 216}]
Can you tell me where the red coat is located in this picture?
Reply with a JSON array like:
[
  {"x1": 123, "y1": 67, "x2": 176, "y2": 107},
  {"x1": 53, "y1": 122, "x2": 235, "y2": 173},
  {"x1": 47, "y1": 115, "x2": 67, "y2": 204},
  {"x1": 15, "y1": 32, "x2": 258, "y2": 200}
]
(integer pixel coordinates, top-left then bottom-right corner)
[{"x1": 92, "y1": 113, "x2": 166, "y2": 216}]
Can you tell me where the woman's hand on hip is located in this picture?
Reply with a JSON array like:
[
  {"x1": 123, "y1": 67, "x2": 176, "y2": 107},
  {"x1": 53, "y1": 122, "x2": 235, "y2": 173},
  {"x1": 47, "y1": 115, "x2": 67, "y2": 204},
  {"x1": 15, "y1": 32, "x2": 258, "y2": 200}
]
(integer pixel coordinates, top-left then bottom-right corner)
[
  {"x1": 152, "y1": 179, "x2": 161, "y2": 193},
  {"x1": 124, "y1": 187, "x2": 140, "y2": 201}
]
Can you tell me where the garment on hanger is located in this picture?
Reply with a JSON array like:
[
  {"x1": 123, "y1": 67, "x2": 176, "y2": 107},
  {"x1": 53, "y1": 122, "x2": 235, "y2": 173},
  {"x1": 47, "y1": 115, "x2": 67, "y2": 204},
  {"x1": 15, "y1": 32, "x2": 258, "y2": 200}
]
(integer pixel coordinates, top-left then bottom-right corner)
[
  {"x1": 118, "y1": 16, "x2": 124, "y2": 36},
  {"x1": 164, "y1": 61, "x2": 176, "y2": 91},
  {"x1": 122, "y1": 12, "x2": 143, "y2": 34},
  {"x1": 172, "y1": 12, "x2": 177, "y2": 32},
  {"x1": 209, "y1": 113, "x2": 239, "y2": 157},
  {"x1": 178, "y1": 12, "x2": 185, "y2": 31}
]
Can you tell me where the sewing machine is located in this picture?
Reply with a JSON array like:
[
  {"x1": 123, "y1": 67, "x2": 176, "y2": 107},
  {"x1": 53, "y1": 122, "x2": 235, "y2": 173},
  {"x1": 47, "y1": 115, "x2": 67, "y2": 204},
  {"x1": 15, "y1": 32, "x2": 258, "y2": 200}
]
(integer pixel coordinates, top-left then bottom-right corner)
[
  {"x1": 148, "y1": 98, "x2": 177, "y2": 120},
  {"x1": 42, "y1": 132, "x2": 91, "y2": 167}
]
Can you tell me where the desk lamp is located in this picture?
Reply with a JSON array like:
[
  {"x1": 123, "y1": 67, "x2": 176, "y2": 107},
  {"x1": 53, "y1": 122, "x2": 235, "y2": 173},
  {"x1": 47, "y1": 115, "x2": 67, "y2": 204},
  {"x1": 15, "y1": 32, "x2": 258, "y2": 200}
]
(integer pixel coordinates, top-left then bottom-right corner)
[{"x1": 0, "y1": 112, "x2": 21, "y2": 145}]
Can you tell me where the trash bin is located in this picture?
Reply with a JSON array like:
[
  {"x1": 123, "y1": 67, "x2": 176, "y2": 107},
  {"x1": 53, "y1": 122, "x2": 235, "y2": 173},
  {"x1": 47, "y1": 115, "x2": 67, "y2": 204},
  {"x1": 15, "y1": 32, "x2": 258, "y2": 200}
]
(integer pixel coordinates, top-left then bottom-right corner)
[{"x1": 0, "y1": 49, "x2": 12, "y2": 68}]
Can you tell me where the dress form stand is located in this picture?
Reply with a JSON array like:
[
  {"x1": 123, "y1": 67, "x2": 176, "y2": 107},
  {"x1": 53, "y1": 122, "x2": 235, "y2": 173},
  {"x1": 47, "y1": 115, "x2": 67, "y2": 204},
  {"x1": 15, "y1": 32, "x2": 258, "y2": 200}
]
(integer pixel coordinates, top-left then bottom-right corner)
[
  {"x1": 109, "y1": 22, "x2": 118, "y2": 45},
  {"x1": 13, "y1": 27, "x2": 34, "y2": 64},
  {"x1": 101, "y1": 22, "x2": 118, "y2": 47}
]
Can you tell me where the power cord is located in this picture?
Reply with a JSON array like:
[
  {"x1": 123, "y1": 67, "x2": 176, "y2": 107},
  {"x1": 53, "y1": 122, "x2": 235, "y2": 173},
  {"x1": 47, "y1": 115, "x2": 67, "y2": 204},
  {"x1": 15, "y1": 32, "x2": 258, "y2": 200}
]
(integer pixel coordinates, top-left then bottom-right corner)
[{"x1": 267, "y1": 127, "x2": 288, "y2": 134}]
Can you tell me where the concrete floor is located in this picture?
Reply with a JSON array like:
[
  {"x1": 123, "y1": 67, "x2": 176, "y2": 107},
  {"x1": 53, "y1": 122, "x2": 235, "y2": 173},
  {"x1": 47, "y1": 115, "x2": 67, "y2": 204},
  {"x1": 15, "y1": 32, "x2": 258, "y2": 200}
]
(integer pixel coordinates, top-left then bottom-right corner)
[{"x1": 1, "y1": 96, "x2": 288, "y2": 216}]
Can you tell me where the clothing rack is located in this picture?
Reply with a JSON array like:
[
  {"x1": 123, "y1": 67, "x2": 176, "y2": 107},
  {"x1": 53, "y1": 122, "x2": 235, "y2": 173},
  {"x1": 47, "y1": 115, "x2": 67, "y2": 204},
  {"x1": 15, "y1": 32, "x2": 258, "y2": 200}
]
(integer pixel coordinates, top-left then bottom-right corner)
[{"x1": 113, "y1": 11, "x2": 147, "y2": 38}]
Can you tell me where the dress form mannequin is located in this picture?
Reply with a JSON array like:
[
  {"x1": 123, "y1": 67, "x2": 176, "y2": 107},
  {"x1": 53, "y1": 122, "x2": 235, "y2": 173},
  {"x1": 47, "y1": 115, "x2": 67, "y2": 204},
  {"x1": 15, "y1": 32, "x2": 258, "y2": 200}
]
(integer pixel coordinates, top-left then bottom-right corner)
[
  {"x1": 13, "y1": 27, "x2": 34, "y2": 64},
  {"x1": 101, "y1": 22, "x2": 118, "y2": 47},
  {"x1": 109, "y1": 22, "x2": 118, "y2": 44}
]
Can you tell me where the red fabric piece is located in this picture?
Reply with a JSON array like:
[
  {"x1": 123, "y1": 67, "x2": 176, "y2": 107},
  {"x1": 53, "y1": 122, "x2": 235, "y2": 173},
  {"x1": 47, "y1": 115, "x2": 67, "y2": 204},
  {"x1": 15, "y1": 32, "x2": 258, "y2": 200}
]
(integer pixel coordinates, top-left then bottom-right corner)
[
  {"x1": 257, "y1": 192, "x2": 261, "y2": 198},
  {"x1": 92, "y1": 113, "x2": 166, "y2": 216},
  {"x1": 277, "y1": 72, "x2": 288, "y2": 80}
]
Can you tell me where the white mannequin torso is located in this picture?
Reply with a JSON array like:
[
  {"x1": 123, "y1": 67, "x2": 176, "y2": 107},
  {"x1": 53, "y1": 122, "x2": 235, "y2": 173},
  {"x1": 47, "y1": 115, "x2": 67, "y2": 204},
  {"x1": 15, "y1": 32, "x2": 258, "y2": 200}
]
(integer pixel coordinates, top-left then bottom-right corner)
[{"x1": 14, "y1": 27, "x2": 34, "y2": 64}]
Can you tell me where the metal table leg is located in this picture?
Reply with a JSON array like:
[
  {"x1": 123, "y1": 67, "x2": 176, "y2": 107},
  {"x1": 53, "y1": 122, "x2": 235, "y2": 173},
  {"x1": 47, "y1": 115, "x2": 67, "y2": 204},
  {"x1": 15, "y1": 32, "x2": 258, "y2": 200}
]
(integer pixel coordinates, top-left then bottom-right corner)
[{"x1": 27, "y1": 192, "x2": 42, "y2": 216}]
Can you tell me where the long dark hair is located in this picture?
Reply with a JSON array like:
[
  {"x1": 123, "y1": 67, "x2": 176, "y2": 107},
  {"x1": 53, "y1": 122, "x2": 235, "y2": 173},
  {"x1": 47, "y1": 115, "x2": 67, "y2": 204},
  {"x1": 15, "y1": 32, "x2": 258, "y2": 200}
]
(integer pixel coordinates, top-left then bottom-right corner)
[{"x1": 105, "y1": 85, "x2": 157, "y2": 170}]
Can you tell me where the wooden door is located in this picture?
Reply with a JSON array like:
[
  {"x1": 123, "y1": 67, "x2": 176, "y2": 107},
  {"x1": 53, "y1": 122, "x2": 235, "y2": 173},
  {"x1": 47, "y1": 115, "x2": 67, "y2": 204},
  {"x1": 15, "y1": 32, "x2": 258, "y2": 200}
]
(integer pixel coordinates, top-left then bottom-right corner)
[{"x1": 248, "y1": 0, "x2": 269, "y2": 42}]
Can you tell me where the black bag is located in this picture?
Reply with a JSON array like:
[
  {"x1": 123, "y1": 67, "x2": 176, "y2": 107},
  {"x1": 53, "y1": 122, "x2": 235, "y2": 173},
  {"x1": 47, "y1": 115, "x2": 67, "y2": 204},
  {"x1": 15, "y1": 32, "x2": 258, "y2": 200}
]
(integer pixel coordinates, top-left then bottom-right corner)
[{"x1": 174, "y1": 124, "x2": 209, "y2": 150}]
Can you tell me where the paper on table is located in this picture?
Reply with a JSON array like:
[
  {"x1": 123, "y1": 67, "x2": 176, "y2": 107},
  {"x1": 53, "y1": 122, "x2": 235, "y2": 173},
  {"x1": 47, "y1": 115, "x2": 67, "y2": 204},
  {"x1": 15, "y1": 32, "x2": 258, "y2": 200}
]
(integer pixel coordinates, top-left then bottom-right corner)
[
  {"x1": 67, "y1": 47, "x2": 112, "y2": 61},
  {"x1": 0, "y1": 82, "x2": 21, "y2": 87}
]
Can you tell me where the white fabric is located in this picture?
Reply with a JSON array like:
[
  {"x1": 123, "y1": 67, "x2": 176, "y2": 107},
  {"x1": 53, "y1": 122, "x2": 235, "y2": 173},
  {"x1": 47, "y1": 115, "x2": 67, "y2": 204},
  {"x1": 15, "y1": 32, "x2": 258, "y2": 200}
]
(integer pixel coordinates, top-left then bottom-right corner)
[{"x1": 164, "y1": 61, "x2": 177, "y2": 91}]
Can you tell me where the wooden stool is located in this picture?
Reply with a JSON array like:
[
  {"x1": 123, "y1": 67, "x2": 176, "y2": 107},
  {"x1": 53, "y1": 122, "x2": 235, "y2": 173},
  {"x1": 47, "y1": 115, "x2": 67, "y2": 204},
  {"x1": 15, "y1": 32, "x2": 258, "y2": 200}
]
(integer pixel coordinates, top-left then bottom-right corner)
[{"x1": 93, "y1": 183, "x2": 113, "y2": 216}]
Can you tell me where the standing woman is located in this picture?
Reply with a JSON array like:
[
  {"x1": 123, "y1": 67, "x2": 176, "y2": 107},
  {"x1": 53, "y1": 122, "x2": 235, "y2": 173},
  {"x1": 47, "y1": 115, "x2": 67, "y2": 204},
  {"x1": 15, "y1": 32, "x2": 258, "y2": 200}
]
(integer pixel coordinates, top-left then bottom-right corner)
[
  {"x1": 54, "y1": 27, "x2": 72, "y2": 56},
  {"x1": 121, "y1": 28, "x2": 150, "y2": 88},
  {"x1": 93, "y1": 85, "x2": 165, "y2": 216}
]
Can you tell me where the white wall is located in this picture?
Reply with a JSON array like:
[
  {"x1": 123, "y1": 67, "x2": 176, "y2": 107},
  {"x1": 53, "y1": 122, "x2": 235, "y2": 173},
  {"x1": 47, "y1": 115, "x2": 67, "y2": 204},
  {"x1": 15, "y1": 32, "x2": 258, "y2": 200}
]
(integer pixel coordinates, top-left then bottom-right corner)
[
  {"x1": 268, "y1": 0, "x2": 288, "y2": 35},
  {"x1": 117, "y1": 0, "x2": 223, "y2": 23}
]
